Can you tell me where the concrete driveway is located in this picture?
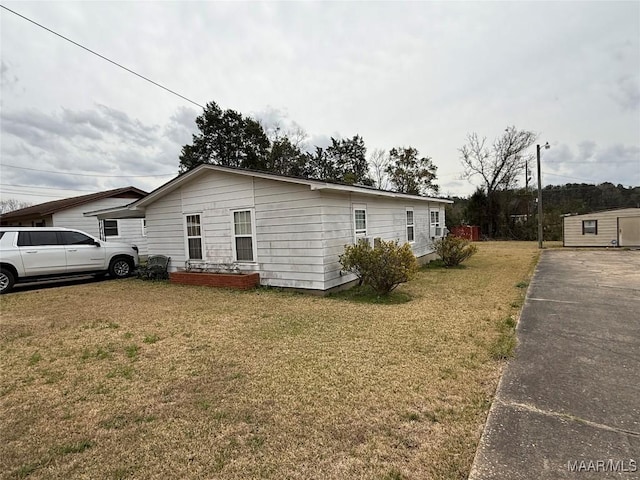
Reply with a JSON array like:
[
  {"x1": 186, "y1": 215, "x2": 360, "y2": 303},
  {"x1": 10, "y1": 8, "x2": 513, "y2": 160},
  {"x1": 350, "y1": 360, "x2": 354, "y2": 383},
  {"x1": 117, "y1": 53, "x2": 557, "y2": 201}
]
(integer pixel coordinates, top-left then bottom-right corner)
[{"x1": 470, "y1": 249, "x2": 640, "y2": 479}]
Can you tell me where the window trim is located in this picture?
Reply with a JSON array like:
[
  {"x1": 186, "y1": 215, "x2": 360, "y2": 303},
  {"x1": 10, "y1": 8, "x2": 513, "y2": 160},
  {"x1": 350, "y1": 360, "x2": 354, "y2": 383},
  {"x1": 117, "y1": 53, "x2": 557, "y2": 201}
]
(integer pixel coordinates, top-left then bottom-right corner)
[
  {"x1": 406, "y1": 208, "x2": 415, "y2": 244},
  {"x1": 101, "y1": 219, "x2": 120, "y2": 239},
  {"x1": 430, "y1": 209, "x2": 441, "y2": 237},
  {"x1": 141, "y1": 218, "x2": 147, "y2": 237},
  {"x1": 230, "y1": 208, "x2": 257, "y2": 263},
  {"x1": 582, "y1": 219, "x2": 598, "y2": 235},
  {"x1": 183, "y1": 213, "x2": 204, "y2": 260},
  {"x1": 353, "y1": 204, "x2": 367, "y2": 243}
]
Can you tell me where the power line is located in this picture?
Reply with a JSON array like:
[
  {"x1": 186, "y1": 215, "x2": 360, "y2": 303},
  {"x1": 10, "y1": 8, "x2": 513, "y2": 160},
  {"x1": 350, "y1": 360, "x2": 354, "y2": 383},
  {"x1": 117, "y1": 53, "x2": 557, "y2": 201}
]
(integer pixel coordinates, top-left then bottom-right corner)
[
  {"x1": 0, "y1": 4, "x2": 205, "y2": 109},
  {"x1": 1, "y1": 183, "x2": 100, "y2": 192},
  {"x1": 544, "y1": 171, "x2": 606, "y2": 183},
  {"x1": 1, "y1": 163, "x2": 176, "y2": 178}
]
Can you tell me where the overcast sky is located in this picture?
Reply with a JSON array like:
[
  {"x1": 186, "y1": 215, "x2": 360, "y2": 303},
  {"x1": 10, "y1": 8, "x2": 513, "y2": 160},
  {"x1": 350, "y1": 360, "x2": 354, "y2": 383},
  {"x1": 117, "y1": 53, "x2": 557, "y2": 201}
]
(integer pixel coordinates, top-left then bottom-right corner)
[{"x1": 1, "y1": 1, "x2": 639, "y2": 204}]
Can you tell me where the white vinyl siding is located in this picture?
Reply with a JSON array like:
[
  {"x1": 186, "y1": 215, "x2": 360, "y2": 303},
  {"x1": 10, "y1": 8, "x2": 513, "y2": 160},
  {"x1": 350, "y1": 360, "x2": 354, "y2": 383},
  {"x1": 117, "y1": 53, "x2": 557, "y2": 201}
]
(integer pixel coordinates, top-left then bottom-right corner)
[
  {"x1": 253, "y1": 178, "x2": 325, "y2": 289},
  {"x1": 49, "y1": 197, "x2": 148, "y2": 255},
  {"x1": 139, "y1": 168, "x2": 451, "y2": 290},
  {"x1": 321, "y1": 194, "x2": 443, "y2": 289}
]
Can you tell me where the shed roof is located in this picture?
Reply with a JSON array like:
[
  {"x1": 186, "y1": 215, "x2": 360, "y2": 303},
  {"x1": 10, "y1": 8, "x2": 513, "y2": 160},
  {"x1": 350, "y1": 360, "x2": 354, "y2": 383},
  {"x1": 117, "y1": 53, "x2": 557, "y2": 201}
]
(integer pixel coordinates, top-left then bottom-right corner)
[
  {"x1": 561, "y1": 207, "x2": 640, "y2": 218},
  {"x1": 0, "y1": 186, "x2": 147, "y2": 220}
]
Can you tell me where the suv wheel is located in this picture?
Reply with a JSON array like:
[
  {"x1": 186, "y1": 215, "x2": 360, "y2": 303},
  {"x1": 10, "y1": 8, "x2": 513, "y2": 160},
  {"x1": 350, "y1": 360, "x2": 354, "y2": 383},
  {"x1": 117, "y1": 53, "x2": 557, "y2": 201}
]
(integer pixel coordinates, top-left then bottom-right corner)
[
  {"x1": 0, "y1": 268, "x2": 16, "y2": 294},
  {"x1": 109, "y1": 258, "x2": 132, "y2": 278}
]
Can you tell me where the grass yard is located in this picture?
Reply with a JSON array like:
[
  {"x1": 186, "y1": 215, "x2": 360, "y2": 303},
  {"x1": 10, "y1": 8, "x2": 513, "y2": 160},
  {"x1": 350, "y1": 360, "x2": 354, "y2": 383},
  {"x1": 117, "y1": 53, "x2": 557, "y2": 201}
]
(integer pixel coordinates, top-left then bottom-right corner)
[{"x1": 0, "y1": 242, "x2": 538, "y2": 480}]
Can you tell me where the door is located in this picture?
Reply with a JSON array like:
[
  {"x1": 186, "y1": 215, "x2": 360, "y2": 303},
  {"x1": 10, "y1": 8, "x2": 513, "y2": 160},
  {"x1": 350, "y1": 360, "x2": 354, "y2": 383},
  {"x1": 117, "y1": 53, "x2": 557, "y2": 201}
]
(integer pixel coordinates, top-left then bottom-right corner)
[
  {"x1": 16, "y1": 231, "x2": 67, "y2": 276},
  {"x1": 618, "y1": 216, "x2": 640, "y2": 247},
  {"x1": 61, "y1": 231, "x2": 106, "y2": 272}
]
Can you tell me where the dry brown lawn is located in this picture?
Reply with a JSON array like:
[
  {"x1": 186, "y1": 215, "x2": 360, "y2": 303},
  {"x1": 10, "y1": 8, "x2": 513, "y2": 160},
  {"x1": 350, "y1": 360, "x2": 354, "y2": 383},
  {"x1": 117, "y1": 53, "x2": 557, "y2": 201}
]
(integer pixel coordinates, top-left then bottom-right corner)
[{"x1": 0, "y1": 242, "x2": 538, "y2": 480}]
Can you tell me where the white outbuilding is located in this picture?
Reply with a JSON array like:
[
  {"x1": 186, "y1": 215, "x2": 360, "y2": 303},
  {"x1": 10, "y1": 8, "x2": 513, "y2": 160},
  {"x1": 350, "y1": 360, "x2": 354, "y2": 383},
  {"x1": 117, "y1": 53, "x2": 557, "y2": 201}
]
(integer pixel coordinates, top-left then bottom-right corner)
[{"x1": 562, "y1": 207, "x2": 640, "y2": 248}]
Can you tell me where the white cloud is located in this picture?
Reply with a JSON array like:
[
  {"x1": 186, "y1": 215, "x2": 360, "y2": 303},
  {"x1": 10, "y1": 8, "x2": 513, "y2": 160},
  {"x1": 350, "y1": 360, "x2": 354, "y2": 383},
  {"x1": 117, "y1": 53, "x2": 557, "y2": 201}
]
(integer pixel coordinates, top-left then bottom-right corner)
[{"x1": 0, "y1": 0, "x2": 638, "y2": 202}]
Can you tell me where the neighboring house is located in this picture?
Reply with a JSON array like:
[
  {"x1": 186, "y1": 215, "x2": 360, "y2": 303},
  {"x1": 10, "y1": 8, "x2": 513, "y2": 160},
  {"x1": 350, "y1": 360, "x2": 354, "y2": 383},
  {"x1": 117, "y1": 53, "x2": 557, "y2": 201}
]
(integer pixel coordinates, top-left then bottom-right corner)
[
  {"x1": 563, "y1": 207, "x2": 640, "y2": 247},
  {"x1": 98, "y1": 165, "x2": 452, "y2": 292},
  {"x1": 0, "y1": 187, "x2": 149, "y2": 255}
]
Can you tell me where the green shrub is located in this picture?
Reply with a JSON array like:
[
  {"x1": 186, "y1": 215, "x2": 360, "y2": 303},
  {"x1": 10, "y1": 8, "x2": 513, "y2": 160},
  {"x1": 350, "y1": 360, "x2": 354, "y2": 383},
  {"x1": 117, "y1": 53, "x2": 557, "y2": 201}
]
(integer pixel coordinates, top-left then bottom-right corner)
[
  {"x1": 433, "y1": 236, "x2": 478, "y2": 267},
  {"x1": 339, "y1": 239, "x2": 418, "y2": 295}
]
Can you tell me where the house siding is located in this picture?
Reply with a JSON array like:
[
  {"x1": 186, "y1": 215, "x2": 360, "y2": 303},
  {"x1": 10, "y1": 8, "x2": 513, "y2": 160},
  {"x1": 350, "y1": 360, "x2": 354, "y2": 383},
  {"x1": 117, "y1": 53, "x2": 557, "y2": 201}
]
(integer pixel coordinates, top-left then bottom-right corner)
[
  {"x1": 563, "y1": 208, "x2": 640, "y2": 247},
  {"x1": 254, "y1": 178, "x2": 325, "y2": 289},
  {"x1": 320, "y1": 193, "x2": 445, "y2": 290},
  {"x1": 146, "y1": 172, "x2": 327, "y2": 290},
  {"x1": 52, "y1": 198, "x2": 148, "y2": 255}
]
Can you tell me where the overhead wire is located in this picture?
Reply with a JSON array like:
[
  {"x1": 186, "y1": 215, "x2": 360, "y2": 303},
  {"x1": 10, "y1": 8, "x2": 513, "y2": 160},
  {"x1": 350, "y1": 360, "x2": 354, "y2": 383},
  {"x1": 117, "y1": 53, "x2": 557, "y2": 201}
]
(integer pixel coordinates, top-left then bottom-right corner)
[
  {"x1": 0, "y1": 163, "x2": 176, "y2": 178},
  {"x1": 0, "y1": 4, "x2": 205, "y2": 109}
]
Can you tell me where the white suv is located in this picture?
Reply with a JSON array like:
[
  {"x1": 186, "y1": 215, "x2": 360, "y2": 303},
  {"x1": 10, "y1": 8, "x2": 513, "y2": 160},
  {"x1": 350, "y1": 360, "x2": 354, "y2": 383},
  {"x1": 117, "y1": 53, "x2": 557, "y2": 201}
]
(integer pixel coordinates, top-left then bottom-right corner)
[{"x1": 0, "y1": 227, "x2": 139, "y2": 294}]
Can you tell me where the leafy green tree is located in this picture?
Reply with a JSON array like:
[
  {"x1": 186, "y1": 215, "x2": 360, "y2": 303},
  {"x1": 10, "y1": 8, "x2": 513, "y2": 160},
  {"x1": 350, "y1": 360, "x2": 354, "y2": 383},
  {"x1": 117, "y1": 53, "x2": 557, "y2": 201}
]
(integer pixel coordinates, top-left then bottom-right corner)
[
  {"x1": 266, "y1": 135, "x2": 310, "y2": 177},
  {"x1": 385, "y1": 147, "x2": 439, "y2": 195},
  {"x1": 179, "y1": 101, "x2": 270, "y2": 173},
  {"x1": 326, "y1": 135, "x2": 372, "y2": 185}
]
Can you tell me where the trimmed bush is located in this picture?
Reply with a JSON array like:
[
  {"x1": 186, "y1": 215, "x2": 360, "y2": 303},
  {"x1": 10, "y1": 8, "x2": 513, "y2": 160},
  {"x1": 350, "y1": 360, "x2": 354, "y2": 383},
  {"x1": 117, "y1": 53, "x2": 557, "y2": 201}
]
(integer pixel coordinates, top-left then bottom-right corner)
[
  {"x1": 339, "y1": 239, "x2": 418, "y2": 295},
  {"x1": 433, "y1": 236, "x2": 478, "y2": 267}
]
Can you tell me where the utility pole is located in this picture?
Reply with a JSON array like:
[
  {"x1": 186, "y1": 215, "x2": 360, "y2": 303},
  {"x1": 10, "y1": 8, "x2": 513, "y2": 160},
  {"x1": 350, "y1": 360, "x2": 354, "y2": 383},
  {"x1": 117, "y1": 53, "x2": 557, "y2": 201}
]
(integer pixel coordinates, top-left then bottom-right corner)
[
  {"x1": 525, "y1": 162, "x2": 529, "y2": 221},
  {"x1": 537, "y1": 142, "x2": 550, "y2": 249}
]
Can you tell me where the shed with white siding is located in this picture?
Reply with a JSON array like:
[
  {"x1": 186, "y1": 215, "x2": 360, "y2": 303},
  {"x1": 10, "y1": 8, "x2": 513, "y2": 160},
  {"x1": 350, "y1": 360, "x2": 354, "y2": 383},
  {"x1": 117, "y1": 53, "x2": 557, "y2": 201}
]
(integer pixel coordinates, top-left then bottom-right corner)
[
  {"x1": 99, "y1": 165, "x2": 453, "y2": 292},
  {"x1": 562, "y1": 207, "x2": 640, "y2": 247}
]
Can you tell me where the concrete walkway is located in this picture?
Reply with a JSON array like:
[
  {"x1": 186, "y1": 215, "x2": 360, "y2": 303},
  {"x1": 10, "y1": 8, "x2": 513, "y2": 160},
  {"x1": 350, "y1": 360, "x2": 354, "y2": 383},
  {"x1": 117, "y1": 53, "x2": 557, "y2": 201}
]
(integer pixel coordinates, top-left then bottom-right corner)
[{"x1": 469, "y1": 249, "x2": 640, "y2": 479}]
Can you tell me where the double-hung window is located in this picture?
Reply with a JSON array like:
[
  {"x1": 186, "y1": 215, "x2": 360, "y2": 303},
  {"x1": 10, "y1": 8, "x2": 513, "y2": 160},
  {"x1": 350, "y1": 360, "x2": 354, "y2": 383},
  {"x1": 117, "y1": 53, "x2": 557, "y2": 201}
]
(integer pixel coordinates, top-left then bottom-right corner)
[
  {"x1": 582, "y1": 220, "x2": 597, "y2": 235},
  {"x1": 353, "y1": 205, "x2": 367, "y2": 243},
  {"x1": 406, "y1": 209, "x2": 415, "y2": 243},
  {"x1": 101, "y1": 219, "x2": 119, "y2": 238},
  {"x1": 430, "y1": 210, "x2": 441, "y2": 236},
  {"x1": 232, "y1": 210, "x2": 256, "y2": 262},
  {"x1": 185, "y1": 214, "x2": 203, "y2": 260}
]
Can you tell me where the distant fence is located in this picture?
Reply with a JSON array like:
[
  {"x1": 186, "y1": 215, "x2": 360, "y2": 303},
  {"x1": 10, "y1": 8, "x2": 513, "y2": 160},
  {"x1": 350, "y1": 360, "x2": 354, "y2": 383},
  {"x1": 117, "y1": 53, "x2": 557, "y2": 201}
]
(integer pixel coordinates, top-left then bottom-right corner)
[{"x1": 451, "y1": 225, "x2": 480, "y2": 241}]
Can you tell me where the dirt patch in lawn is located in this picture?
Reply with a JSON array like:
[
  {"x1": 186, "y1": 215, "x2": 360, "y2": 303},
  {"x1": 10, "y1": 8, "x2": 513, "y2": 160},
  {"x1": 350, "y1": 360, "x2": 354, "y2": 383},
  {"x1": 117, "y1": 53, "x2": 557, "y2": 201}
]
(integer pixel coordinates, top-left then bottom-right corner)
[{"x1": 0, "y1": 242, "x2": 538, "y2": 480}]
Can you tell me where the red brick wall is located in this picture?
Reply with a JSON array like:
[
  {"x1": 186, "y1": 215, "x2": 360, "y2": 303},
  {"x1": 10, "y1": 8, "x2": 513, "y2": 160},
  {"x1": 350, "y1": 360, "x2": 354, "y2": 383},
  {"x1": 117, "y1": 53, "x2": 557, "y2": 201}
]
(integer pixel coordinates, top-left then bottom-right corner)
[{"x1": 169, "y1": 272, "x2": 260, "y2": 290}]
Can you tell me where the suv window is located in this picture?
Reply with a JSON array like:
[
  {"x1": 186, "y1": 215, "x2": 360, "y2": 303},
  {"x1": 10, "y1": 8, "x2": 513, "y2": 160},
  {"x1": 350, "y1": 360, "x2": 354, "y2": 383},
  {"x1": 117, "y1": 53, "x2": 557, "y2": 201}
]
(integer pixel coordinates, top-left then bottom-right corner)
[
  {"x1": 17, "y1": 231, "x2": 61, "y2": 246},
  {"x1": 61, "y1": 231, "x2": 96, "y2": 246}
]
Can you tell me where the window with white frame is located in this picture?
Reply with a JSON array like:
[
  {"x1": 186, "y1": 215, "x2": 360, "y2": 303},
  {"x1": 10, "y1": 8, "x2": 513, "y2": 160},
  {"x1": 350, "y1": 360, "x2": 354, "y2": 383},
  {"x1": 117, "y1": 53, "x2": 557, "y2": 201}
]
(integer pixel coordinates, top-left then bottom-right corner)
[
  {"x1": 353, "y1": 206, "x2": 367, "y2": 241},
  {"x1": 101, "y1": 219, "x2": 119, "y2": 237},
  {"x1": 185, "y1": 214, "x2": 203, "y2": 260},
  {"x1": 141, "y1": 218, "x2": 147, "y2": 237},
  {"x1": 582, "y1": 220, "x2": 597, "y2": 235},
  {"x1": 406, "y1": 209, "x2": 415, "y2": 243},
  {"x1": 232, "y1": 210, "x2": 255, "y2": 262},
  {"x1": 430, "y1": 210, "x2": 441, "y2": 236}
]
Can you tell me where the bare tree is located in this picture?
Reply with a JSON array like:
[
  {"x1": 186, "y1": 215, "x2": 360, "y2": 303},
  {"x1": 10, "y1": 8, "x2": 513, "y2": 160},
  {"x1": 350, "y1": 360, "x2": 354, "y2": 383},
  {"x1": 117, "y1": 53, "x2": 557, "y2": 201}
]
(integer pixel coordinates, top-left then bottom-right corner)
[
  {"x1": 0, "y1": 198, "x2": 31, "y2": 214},
  {"x1": 369, "y1": 148, "x2": 389, "y2": 190},
  {"x1": 459, "y1": 126, "x2": 537, "y2": 236}
]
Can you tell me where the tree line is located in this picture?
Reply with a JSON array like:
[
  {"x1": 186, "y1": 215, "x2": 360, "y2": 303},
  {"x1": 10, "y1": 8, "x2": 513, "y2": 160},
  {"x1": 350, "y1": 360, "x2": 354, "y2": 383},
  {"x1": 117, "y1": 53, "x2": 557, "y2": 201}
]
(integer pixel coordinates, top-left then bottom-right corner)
[
  {"x1": 178, "y1": 101, "x2": 440, "y2": 196},
  {"x1": 446, "y1": 183, "x2": 640, "y2": 241}
]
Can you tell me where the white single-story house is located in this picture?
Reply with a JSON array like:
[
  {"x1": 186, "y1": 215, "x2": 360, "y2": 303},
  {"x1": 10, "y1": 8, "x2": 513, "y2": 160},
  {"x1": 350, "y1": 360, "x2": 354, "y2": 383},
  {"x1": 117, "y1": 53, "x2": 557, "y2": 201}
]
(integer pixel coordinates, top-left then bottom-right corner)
[
  {"x1": 98, "y1": 165, "x2": 453, "y2": 292},
  {"x1": 0, "y1": 187, "x2": 149, "y2": 256},
  {"x1": 563, "y1": 207, "x2": 640, "y2": 247}
]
